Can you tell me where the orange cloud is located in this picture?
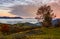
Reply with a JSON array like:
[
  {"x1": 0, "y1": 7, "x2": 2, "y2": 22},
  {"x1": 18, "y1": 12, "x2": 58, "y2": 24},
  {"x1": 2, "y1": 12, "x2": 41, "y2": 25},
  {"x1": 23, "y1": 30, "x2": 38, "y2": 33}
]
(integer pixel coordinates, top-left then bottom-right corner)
[
  {"x1": 49, "y1": 3, "x2": 60, "y2": 18},
  {"x1": 0, "y1": 10, "x2": 16, "y2": 17}
]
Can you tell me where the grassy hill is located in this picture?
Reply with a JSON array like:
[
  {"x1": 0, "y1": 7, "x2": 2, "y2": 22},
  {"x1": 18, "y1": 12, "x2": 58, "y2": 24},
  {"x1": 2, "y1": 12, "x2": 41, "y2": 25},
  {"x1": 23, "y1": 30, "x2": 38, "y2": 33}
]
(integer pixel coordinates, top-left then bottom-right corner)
[{"x1": 0, "y1": 27, "x2": 60, "y2": 39}]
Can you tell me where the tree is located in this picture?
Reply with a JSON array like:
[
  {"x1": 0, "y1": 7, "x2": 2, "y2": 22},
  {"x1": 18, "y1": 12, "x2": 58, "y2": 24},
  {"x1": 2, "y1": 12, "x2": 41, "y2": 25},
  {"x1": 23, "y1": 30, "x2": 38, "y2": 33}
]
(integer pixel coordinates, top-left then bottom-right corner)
[{"x1": 36, "y1": 5, "x2": 56, "y2": 27}]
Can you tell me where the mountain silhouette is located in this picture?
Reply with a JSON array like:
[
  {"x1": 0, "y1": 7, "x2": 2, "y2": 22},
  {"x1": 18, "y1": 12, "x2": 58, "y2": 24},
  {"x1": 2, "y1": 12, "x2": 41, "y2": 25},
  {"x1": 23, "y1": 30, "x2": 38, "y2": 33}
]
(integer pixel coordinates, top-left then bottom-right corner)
[
  {"x1": 0, "y1": 17, "x2": 23, "y2": 19},
  {"x1": 52, "y1": 19, "x2": 60, "y2": 26}
]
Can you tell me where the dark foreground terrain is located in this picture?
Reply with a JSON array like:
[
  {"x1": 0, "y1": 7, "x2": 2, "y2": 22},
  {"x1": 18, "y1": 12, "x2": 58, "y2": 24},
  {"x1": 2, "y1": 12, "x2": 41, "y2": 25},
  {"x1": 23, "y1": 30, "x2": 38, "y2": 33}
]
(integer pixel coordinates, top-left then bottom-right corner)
[{"x1": 0, "y1": 24, "x2": 60, "y2": 39}]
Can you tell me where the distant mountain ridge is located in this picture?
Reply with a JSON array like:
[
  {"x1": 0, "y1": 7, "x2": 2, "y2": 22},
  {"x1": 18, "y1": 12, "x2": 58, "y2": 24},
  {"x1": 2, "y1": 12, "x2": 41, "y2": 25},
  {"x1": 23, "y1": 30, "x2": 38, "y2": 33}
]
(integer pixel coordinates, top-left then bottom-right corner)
[
  {"x1": 52, "y1": 18, "x2": 60, "y2": 25},
  {"x1": 0, "y1": 17, "x2": 23, "y2": 19}
]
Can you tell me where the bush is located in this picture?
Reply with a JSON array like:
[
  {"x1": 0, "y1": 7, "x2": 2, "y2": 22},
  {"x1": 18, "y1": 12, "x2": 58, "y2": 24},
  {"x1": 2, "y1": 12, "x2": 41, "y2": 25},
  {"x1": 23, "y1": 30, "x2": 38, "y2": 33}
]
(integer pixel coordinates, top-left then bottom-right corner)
[{"x1": 1, "y1": 24, "x2": 10, "y2": 35}]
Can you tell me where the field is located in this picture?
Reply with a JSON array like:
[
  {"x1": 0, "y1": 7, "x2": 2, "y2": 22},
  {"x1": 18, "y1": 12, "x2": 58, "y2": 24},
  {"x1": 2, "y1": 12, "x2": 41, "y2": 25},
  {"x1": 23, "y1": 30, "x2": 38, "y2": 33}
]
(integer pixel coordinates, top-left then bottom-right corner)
[{"x1": 0, "y1": 26, "x2": 60, "y2": 39}]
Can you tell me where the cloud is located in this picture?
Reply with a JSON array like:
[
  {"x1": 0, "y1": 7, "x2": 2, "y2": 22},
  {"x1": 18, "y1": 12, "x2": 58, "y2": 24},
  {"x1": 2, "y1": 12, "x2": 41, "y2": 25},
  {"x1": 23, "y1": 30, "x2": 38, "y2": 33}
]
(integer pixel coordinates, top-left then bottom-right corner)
[
  {"x1": 48, "y1": 0, "x2": 60, "y2": 18},
  {"x1": 0, "y1": 9, "x2": 16, "y2": 17},
  {"x1": 9, "y1": 0, "x2": 60, "y2": 18},
  {"x1": 10, "y1": 5, "x2": 38, "y2": 18},
  {"x1": 0, "y1": 0, "x2": 35, "y2": 8},
  {"x1": 0, "y1": 0, "x2": 57, "y2": 8},
  {"x1": 0, "y1": 0, "x2": 60, "y2": 18}
]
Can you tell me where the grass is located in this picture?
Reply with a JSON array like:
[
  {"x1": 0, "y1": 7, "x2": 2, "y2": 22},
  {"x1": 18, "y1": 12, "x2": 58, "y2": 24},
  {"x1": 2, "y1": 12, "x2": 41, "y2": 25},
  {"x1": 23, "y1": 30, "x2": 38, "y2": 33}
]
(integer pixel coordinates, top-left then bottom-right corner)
[
  {"x1": 27, "y1": 27, "x2": 60, "y2": 39},
  {"x1": 0, "y1": 27, "x2": 60, "y2": 39}
]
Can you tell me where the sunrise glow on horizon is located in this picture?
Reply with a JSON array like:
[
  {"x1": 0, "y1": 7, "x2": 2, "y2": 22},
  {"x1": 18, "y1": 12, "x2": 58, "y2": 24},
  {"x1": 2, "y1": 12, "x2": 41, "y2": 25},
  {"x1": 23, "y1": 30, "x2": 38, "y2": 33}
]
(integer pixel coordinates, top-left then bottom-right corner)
[
  {"x1": 0, "y1": 9, "x2": 16, "y2": 17},
  {"x1": 0, "y1": 0, "x2": 60, "y2": 18}
]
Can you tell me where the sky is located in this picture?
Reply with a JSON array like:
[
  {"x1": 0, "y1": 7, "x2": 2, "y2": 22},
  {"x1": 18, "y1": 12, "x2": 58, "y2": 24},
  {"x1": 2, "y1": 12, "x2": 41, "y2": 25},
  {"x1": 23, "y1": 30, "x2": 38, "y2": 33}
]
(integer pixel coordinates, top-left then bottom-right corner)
[{"x1": 0, "y1": 0, "x2": 60, "y2": 18}]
